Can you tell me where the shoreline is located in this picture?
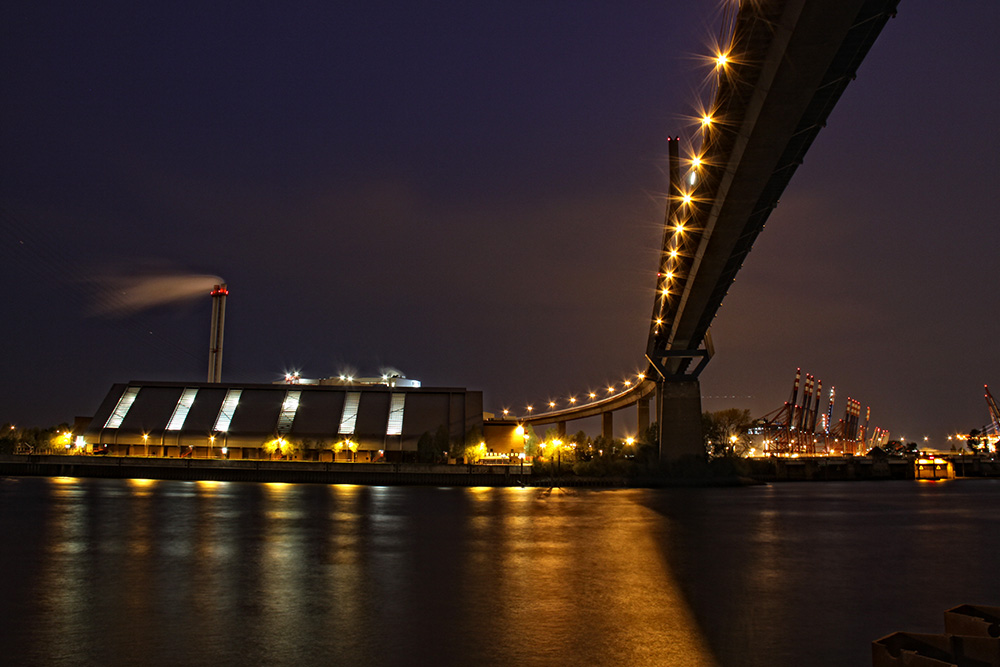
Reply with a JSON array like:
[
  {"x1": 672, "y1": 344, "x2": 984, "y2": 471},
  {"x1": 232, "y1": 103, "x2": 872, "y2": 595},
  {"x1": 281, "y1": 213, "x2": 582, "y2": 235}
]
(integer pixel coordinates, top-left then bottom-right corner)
[
  {"x1": 2, "y1": 454, "x2": 996, "y2": 488},
  {"x1": 0, "y1": 454, "x2": 754, "y2": 488},
  {"x1": 0, "y1": 454, "x2": 555, "y2": 487}
]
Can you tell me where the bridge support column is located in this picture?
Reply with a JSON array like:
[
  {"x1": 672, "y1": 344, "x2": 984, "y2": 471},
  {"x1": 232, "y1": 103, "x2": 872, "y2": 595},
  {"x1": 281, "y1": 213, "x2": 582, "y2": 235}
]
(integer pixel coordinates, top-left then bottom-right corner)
[
  {"x1": 657, "y1": 379, "x2": 704, "y2": 462},
  {"x1": 637, "y1": 398, "x2": 650, "y2": 435},
  {"x1": 602, "y1": 412, "x2": 613, "y2": 441},
  {"x1": 557, "y1": 422, "x2": 566, "y2": 438}
]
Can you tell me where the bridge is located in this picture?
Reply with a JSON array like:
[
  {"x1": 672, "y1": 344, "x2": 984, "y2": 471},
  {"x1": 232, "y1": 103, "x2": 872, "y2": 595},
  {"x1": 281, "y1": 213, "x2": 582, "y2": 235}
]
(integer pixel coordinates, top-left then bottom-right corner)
[{"x1": 498, "y1": 0, "x2": 902, "y2": 460}]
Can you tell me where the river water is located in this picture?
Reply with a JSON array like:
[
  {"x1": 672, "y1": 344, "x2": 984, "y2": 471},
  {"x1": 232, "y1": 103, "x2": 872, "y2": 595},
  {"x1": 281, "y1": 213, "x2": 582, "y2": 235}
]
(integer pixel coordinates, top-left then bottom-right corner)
[{"x1": 1, "y1": 476, "x2": 998, "y2": 666}]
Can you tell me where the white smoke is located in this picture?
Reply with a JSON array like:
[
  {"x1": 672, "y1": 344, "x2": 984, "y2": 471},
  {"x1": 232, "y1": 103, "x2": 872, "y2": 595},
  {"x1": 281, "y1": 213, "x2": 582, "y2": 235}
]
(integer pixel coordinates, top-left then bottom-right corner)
[{"x1": 89, "y1": 270, "x2": 224, "y2": 316}]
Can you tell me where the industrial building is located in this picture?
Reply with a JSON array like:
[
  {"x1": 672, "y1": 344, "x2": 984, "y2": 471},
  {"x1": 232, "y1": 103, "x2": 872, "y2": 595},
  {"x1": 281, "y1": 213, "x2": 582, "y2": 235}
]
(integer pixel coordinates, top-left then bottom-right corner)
[
  {"x1": 79, "y1": 284, "x2": 494, "y2": 462},
  {"x1": 83, "y1": 381, "x2": 483, "y2": 462}
]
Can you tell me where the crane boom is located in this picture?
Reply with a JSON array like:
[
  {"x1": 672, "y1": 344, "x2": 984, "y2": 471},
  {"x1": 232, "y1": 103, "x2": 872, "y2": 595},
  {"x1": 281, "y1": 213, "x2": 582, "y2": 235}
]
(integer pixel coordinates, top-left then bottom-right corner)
[{"x1": 985, "y1": 385, "x2": 1000, "y2": 436}]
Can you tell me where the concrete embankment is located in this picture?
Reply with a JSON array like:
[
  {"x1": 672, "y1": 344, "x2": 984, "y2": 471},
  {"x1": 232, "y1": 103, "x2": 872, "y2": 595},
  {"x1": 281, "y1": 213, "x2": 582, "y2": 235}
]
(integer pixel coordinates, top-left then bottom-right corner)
[
  {"x1": 746, "y1": 455, "x2": 1000, "y2": 482},
  {"x1": 0, "y1": 454, "x2": 573, "y2": 487},
  {"x1": 747, "y1": 456, "x2": 915, "y2": 482},
  {"x1": 3, "y1": 455, "x2": 996, "y2": 488}
]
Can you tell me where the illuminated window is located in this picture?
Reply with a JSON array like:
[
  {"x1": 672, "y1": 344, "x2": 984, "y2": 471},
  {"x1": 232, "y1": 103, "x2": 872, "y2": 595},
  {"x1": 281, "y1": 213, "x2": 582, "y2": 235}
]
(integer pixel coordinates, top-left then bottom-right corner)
[
  {"x1": 339, "y1": 392, "x2": 361, "y2": 435},
  {"x1": 166, "y1": 388, "x2": 199, "y2": 431},
  {"x1": 276, "y1": 390, "x2": 301, "y2": 434},
  {"x1": 104, "y1": 386, "x2": 140, "y2": 429},
  {"x1": 386, "y1": 393, "x2": 406, "y2": 436},
  {"x1": 214, "y1": 389, "x2": 242, "y2": 432}
]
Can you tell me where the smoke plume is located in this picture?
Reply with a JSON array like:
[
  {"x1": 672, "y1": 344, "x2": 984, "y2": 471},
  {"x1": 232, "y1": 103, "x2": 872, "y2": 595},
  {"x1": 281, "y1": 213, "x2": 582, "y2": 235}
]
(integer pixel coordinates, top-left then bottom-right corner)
[{"x1": 89, "y1": 270, "x2": 224, "y2": 316}]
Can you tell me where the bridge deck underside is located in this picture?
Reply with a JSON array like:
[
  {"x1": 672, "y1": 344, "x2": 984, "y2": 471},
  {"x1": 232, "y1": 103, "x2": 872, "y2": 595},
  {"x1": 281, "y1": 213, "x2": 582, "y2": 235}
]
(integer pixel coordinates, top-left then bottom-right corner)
[
  {"x1": 516, "y1": 380, "x2": 656, "y2": 425},
  {"x1": 652, "y1": 0, "x2": 900, "y2": 376},
  {"x1": 503, "y1": 0, "x2": 900, "y2": 430}
]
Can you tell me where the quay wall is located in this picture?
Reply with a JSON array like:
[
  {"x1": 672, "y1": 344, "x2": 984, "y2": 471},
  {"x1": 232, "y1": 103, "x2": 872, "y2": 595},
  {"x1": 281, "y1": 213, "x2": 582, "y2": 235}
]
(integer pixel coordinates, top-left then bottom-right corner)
[
  {"x1": 0, "y1": 454, "x2": 548, "y2": 487},
  {"x1": 747, "y1": 457, "x2": 914, "y2": 482},
  {"x1": 746, "y1": 455, "x2": 1000, "y2": 482},
  {"x1": 2, "y1": 455, "x2": 996, "y2": 487}
]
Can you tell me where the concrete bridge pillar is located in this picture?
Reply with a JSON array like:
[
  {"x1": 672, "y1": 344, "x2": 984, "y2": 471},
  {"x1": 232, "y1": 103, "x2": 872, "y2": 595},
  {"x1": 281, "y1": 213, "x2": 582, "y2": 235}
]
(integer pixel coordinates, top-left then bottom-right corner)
[
  {"x1": 602, "y1": 411, "x2": 613, "y2": 441},
  {"x1": 657, "y1": 379, "x2": 704, "y2": 462},
  {"x1": 637, "y1": 398, "x2": 650, "y2": 435},
  {"x1": 557, "y1": 422, "x2": 566, "y2": 438}
]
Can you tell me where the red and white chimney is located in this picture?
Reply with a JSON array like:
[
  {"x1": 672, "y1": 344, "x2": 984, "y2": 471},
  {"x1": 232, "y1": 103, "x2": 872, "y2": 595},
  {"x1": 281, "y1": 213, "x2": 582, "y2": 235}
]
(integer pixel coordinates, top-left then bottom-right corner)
[{"x1": 208, "y1": 283, "x2": 228, "y2": 382}]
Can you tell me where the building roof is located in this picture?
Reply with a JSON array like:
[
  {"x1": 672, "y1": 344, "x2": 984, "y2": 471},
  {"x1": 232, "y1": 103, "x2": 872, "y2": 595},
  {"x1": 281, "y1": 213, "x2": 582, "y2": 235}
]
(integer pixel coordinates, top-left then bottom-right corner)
[{"x1": 84, "y1": 381, "x2": 481, "y2": 449}]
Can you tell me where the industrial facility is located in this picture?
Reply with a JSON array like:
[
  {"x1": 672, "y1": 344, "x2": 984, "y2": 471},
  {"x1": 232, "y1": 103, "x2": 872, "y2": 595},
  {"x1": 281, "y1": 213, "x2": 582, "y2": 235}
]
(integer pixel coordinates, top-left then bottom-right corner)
[
  {"x1": 83, "y1": 380, "x2": 483, "y2": 462},
  {"x1": 752, "y1": 368, "x2": 888, "y2": 456},
  {"x1": 80, "y1": 283, "x2": 490, "y2": 462}
]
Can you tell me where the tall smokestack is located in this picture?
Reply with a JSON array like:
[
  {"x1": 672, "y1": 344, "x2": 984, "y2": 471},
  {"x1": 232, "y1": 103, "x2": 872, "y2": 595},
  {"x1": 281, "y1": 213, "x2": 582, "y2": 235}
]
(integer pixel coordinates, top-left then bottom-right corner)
[{"x1": 208, "y1": 283, "x2": 228, "y2": 382}]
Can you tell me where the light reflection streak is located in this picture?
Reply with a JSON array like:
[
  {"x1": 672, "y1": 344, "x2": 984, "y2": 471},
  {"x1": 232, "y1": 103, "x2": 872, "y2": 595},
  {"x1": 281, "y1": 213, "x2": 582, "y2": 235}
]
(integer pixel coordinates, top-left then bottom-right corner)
[
  {"x1": 37, "y1": 478, "x2": 93, "y2": 660},
  {"x1": 325, "y1": 482, "x2": 365, "y2": 657},
  {"x1": 24, "y1": 480, "x2": 717, "y2": 665},
  {"x1": 462, "y1": 488, "x2": 718, "y2": 666},
  {"x1": 128, "y1": 477, "x2": 158, "y2": 499}
]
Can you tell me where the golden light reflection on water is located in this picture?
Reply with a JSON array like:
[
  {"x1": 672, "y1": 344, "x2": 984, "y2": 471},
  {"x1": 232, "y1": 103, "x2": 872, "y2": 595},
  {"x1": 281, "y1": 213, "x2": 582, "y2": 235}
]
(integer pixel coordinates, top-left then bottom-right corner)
[
  {"x1": 264, "y1": 481, "x2": 291, "y2": 493},
  {"x1": 36, "y1": 478, "x2": 92, "y2": 661},
  {"x1": 26, "y1": 479, "x2": 716, "y2": 665},
  {"x1": 14, "y1": 478, "x2": 1000, "y2": 666},
  {"x1": 460, "y1": 488, "x2": 719, "y2": 667},
  {"x1": 127, "y1": 478, "x2": 157, "y2": 498},
  {"x1": 196, "y1": 479, "x2": 225, "y2": 492},
  {"x1": 322, "y1": 480, "x2": 366, "y2": 658}
]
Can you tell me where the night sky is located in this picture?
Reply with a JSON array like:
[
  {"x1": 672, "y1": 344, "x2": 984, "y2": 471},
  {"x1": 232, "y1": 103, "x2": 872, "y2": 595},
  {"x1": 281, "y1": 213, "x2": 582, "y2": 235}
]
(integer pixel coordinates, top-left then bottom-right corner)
[{"x1": 2, "y1": 1, "x2": 998, "y2": 447}]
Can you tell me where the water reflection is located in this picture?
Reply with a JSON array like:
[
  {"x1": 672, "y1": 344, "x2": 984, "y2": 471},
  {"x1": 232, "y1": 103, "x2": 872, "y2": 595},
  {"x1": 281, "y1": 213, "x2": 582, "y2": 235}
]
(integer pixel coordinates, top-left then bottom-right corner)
[
  {"x1": 642, "y1": 481, "x2": 1000, "y2": 666},
  {"x1": 37, "y1": 478, "x2": 92, "y2": 664},
  {"x1": 7, "y1": 478, "x2": 1000, "y2": 666},
  {"x1": 10, "y1": 480, "x2": 718, "y2": 665}
]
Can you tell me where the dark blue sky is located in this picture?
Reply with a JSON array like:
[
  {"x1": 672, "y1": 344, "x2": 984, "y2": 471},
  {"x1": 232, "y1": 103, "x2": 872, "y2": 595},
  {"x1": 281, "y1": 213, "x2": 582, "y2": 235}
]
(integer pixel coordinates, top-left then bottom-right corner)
[{"x1": 2, "y1": 1, "x2": 998, "y2": 446}]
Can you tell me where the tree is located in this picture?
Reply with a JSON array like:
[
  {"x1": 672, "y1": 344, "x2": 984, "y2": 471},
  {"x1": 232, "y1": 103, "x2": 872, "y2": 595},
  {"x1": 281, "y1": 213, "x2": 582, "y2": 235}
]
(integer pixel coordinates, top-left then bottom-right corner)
[
  {"x1": 522, "y1": 424, "x2": 540, "y2": 457},
  {"x1": 702, "y1": 409, "x2": 754, "y2": 457},
  {"x1": 967, "y1": 429, "x2": 982, "y2": 453},
  {"x1": 417, "y1": 431, "x2": 435, "y2": 462},
  {"x1": 262, "y1": 436, "x2": 297, "y2": 459},
  {"x1": 432, "y1": 424, "x2": 451, "y2": 461},
  {"x1": 592, "y1": 435, "x2": 612, "y2": 455},
  {"x1": 416, "y1": 428, "x2": 451, "y2": 463},
  {"x1": 881, "y1": 440, "x2": 916, "y2": 456},
  {"x1": 0, "y1": 424, "x2": 17, "y2": 455},
  {"x1": 641, "y1": 421, "x2": 659, "y2": 449},
  {"x1": 455, "y1": 426, "x2": 483, "y2": 459},
  {"x1": 542, "y1": 426, "x2": 562, "y2": 450}
]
